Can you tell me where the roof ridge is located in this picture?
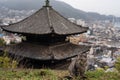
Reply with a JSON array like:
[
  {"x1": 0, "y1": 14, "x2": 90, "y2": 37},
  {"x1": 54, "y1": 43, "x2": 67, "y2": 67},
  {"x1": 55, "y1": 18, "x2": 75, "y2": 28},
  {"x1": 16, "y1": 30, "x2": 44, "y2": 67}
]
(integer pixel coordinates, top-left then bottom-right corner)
[{"x1": 46, "y1": 7, "x2": 54, "y2": 33}]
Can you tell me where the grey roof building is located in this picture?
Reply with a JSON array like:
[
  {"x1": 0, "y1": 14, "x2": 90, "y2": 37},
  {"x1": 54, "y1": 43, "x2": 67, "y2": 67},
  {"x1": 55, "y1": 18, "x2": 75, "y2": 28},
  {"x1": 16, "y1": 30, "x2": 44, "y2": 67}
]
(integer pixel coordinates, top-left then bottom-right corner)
[
  {"x1": 1, "y1": 1, "x2": 87, "y2": 36},
  {"x1": 1, "y1": 0, "x2": 90, "y2": 60}
]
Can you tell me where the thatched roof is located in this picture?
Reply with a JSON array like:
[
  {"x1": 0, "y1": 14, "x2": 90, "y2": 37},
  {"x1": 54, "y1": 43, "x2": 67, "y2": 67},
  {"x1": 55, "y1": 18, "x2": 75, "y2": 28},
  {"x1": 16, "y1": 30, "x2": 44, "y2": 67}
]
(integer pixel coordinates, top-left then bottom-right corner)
[
  {"x1": 2, "y1": 42, "x2": 90, "y2": 60},
  {"x1": 1, "y1": 5, "x2": 88, "y2": 35}
]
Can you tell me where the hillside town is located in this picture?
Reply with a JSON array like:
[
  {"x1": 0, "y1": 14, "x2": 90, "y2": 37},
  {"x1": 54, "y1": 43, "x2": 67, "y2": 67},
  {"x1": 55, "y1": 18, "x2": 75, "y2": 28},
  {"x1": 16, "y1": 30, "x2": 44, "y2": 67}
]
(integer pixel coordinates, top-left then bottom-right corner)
[
  {"x1": 69, "y1": 18, "x2": 120, "y2": 71},
  {"x1": 0, "y1": 6, "x2": 35, "y2": 25}
]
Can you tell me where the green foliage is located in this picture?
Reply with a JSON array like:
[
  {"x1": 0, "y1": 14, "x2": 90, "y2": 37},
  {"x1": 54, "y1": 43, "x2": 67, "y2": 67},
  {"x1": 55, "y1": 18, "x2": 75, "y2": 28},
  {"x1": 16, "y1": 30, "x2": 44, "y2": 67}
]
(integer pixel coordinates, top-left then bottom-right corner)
[
  {"x1": 67, "y1": 69, "x2": 120, "y2": 80},
  {"x1": 86, "y1": 68, "x2": 105, "y2": 79},
  {"x1": 86, "y1": 68, "x2": 120, "y2": 80},
  {"x1": 0, "y1": 38, "x2": 5, "y2": 46},
  {"x1": 0, "y1": 68, "x2": 120, "y2": 80},
  {"x1": 115, "y1": 57, "x2": 120, "y2": 72},
  {"x1": 0, "y1": 51, "x2": 18, "y2": 69},
  {"x1": 0, "y1": 69, "x2": 58, "y2": 80}
]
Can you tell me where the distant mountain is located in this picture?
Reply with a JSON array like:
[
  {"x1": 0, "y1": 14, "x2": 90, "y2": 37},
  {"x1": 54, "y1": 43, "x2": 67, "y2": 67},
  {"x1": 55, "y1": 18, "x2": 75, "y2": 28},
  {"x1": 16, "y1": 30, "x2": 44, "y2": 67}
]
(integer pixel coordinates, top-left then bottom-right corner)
[{"x1": 0, "y1": 0, "x2": 120, "y2": 21}]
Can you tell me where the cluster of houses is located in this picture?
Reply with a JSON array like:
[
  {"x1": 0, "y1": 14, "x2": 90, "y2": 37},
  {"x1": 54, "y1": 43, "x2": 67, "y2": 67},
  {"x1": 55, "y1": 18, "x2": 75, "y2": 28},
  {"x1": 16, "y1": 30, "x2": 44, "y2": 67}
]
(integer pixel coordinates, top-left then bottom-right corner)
[{"x1": 0, "y1": 32, "x2": 22, "y2": 45}]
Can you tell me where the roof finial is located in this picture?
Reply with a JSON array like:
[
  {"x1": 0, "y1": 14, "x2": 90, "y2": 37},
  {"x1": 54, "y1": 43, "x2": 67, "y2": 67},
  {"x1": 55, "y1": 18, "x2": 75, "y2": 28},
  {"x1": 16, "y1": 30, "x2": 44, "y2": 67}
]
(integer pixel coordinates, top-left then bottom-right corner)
[{"x1": 45, "y1": 0, "x2": 50, "y2": 7}]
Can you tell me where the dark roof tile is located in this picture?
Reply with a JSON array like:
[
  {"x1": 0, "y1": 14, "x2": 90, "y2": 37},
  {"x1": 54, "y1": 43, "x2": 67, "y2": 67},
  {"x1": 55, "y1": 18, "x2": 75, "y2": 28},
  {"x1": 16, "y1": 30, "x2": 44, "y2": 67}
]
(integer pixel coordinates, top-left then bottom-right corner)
[
  {"x1": 2, "y1": 6, "x2": 88, "y2": 35},
  {"x1": 2, "y1": 42, "x2": 90, "y2": 60}
]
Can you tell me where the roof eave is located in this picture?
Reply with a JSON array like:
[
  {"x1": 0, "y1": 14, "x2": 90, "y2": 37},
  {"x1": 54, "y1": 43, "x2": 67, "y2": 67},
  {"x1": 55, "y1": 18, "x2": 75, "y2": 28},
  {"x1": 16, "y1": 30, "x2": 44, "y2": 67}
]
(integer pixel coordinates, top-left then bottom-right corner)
[{"x1": 2, "y1": 25, "x2": 88, "y2": 36}]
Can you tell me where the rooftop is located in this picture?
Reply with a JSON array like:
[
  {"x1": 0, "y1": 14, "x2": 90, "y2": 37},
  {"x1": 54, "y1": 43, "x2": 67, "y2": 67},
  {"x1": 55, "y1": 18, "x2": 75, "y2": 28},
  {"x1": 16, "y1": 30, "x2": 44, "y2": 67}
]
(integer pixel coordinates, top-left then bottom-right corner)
[
  {"x1": 1, "y1": 0, "x2": 88, "y2": 36},
  {"x1": 1, "y1": 42, "x2": 90, "y2": 60}
]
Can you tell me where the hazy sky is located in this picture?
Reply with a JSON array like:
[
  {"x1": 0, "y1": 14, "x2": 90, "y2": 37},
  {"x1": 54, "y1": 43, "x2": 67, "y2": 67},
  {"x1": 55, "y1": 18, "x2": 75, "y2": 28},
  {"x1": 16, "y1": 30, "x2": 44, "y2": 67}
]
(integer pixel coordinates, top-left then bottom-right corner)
[{"x1": 58, "y1": 0, "x2": 120, "y2": 17}]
